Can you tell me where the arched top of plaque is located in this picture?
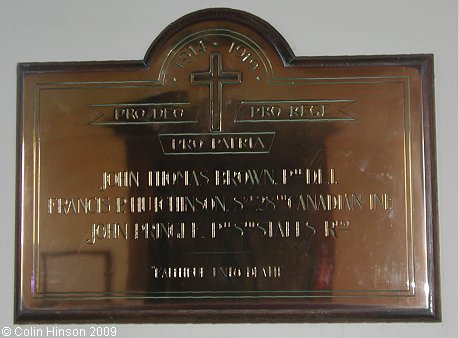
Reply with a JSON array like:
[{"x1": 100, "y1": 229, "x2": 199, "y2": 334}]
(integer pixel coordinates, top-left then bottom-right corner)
[
  {"x1": 143, "y1": 8, "x2": 295, "y2": 83},
  {"x1": 143, "y1": 8, "x2": 427, "y2": 85},
  {"x1": 144, "y1": 8, "x2": 294, "y2": 80}
]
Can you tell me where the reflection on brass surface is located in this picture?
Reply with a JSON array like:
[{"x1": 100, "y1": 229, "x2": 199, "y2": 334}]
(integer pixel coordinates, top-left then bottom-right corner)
[{"x1": 15, "y1": 8, "x2": 439, "y2": 322}]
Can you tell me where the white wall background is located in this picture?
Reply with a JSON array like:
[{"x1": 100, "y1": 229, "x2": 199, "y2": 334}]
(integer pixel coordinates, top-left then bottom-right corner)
[{"x1": 0, "y1": 1, "x2": 457, "y2": 337}]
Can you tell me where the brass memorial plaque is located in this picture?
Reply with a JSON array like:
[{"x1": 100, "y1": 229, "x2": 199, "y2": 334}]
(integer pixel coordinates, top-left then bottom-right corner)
[{"x1": 16, "y1": 9, "x2": 439, "y2": 322}]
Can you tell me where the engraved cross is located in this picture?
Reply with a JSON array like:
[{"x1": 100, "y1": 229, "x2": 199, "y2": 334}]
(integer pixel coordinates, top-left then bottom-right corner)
[{"x1": 191, "y1": 53, "x2": 242, "y2": 132}]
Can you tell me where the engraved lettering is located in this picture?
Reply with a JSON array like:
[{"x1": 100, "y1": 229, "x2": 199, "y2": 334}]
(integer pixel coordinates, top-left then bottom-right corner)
[
  {"x1": 236, "y1": 100, "x2": 355, "y2": 122},
  {"x1": 290, "y1": 104, "x2": 328, "y2": 117},
  {"x1": 250, "y1": 105, "x2": 282, "y2": 118},
  {"x1": 87, "y1": 223, "x2": 128, "y2": 245},
  {"x1": 282, "y1": 168, "x2": 338, "y2": 185},
  {"x1": 262, "y1": 266, "x2": 281, "y2": 278},
  {"x1": 134, "y1": 222, "x2": 188, "y2": 239},
  {"x1": 228, "y1": 41, "x2": 259, "y2": 70},
  {"x1": 214, "y1": 169, "x2": 276, "y2": 186},
  {"x1": 99, "y1": 171, "x2": 139, "y2": 191},
  {"x1": 287, "y1": 193, "x2": 363, "y2": 211},
  {"x1": 369, "y1": 193, "x2": 393, "y2": 210},
  {"x1": 211, "y1": 136, "x2": 265, "y2": 150},
  {"x1": 111, "y1": 106, "x2": 188, "y2": 123},
  {"x1": 47, "y1": 197, "x2": 110, "y2": 214},
  {"x1": 151, "y1": 266, "x2": 205, "y2": 279},
  {"x1": 171, "y1": 137, "x2": 204, "y2": 151},
  {"x1": 324, "y1": 220, "x2": 351, "y2": 238},
  {"x1": 148, "y1": 170, "x2": 210, "y2": 187},
  {"x1": 175, "y1": 40, "x2": 208, "y2": 68},
  {"x1": 127, "y1": 195, "x2": 227, "y2": 213}
]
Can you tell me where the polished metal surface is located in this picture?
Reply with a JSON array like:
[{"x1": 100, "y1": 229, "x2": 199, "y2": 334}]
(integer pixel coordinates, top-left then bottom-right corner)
[{"x1": 16, "y1": 8, "x2": 439, "y2": 322}]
